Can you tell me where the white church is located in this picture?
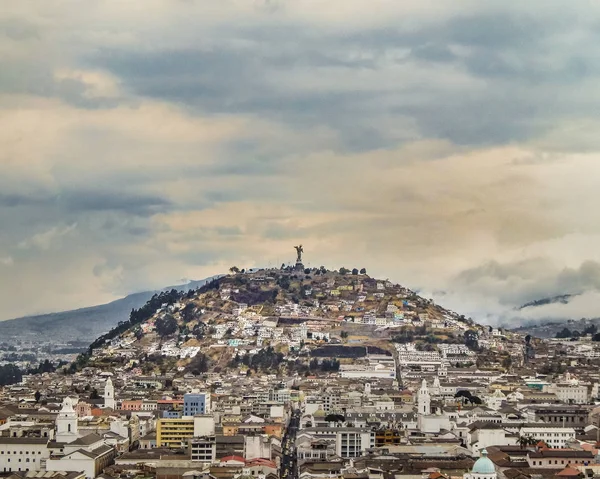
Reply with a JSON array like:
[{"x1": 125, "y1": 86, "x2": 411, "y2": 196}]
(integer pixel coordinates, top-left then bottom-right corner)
[
  {"x1": 46, "y1": 387, "x2": 116, "y2": 479},
  {"x1": 417, "y1": 379, "x2": 452, "y2": 434}
]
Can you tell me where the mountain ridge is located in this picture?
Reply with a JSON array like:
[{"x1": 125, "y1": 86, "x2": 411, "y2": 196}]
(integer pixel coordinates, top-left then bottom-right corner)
[{"x1": 0, "y1": 277, "x2": 217, "y2": 344}]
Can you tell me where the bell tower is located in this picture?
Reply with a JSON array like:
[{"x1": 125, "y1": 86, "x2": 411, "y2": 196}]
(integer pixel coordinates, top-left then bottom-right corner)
[
  {"x1": 418, "y1": 379, "x2": 431, "y2": 416},
  {"x1": 56, "y1": 397, "x2": 79, "y2": 442},
  {"x1": 104, "y1": 378, "x2": 115, "y2": 409}
]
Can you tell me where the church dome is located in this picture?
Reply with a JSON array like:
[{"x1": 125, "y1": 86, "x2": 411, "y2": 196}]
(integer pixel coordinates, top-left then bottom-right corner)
[{"x1": 472, "y1": 449, "x2": 495, "y2": 474}]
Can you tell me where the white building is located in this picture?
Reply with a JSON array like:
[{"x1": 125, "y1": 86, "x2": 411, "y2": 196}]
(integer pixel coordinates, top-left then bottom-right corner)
[
  {"x1": 0, "y1": 437, "x2": 50, "y2": 474},
  {"x1": 545, "y1": 383, "x2": 588, "y2": 404},
  {"x1": 468, "y1": 424, "x2": 517, "y2": 456},
  {"x1": 519, "y1": 426, "x2": 576, "y2": 449},
  {"x1": 335, "y1": 429, "x2": 374, "y2": 458},
  {"x1": 46, "y1": 434, "x2": 114, "y2": 479}
]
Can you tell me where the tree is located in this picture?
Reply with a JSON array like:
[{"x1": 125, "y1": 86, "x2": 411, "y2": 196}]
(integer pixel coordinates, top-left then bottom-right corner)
[
  {"x1": 519, "y1": 435, "x2": 538, "y2": 449},
  {"x1": 325, "y1": 414, "x2": 345, "y2": 423},
  {"x1": 340, "y1": 331, "x2": 349, "y2": 340},
  {"x1": 360, "y1": 268, "x2": 367, "y2": 275},
  {"x1": 229, "y1": 266, "x2": 240, "y2": 274},
  {"x1": 555, "y1": 327, "x2": 572, "y2": 339},
  {"x1": 304, "y1": 268, "x2": 311, "y2": 274},
  {"x1": 525, "y1": 334, "x2": 532, "y2": 344},
  {"x1": 156, "y1": 315, "x2": 178, "y2": 337},
  {"x1": 501, "y1": 356, "x2": 512, "y2": 370},
  {"x1": 0, "y1": 364, "x2": 23, "y2": 386},
  {"x1": 464, "y1": 329, "x2": 479, "y2": 351},
  {"x1": 34, "y1": 391, "x2": 41, "y2": 403},
  {"x1": 339, "y1": 267, "x2": 349, "y2": 275},
  {"x1": 187, "y1": 353, "x2": 209, "y2": 375},
  {"x1": 584, "y1": 324, "x2": 598, "y2": 336},
  {"x1": 455, "y1": 390, "x2": 482, "y2": 405},
  {"x1": 593, "y1": 333, "x2": 600, "y2": 342},
  {"x1": 90, "y1": 388, "x2": 100, "y2": 400},
  {"x1": 277, "y1": 276, "x2": 291, "y2": 290}
]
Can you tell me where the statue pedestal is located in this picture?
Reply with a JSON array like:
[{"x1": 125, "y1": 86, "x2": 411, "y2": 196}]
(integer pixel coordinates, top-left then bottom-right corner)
[{"x1": 295, "y1": 262, "x2": 304, "y2": 271}]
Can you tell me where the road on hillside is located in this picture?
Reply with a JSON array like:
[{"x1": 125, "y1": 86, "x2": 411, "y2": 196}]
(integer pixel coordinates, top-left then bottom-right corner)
[{"x1": 280, "y1": 408, "x2": 300, "y2": 479}]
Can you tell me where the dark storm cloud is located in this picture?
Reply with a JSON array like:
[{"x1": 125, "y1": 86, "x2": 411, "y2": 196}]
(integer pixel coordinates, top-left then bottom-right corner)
[
  {"x1": 0, "y1": 188, "x2": 172, "y2": 217},
  {"x1": 0, "y1": 193, "x2": 46, "y2": 208},
  {"x1": 58, "y1": 190, "x2": 172, "y2": 217},
  {"x1": 86, "y1": 8, "x2": 600, "y2": 150}
]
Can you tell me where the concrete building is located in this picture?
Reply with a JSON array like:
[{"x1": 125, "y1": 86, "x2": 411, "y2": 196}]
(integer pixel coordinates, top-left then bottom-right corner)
[
  {"x1": 0, "y1": 437, "x2": 50, "y2": 474},
  {"x1": 183, "y1": 393, "x2": 210, "y2": 417},
  {"x1": 519, "y1": 426, "x2": 576, "y2": 449},
  {"x1": 334, "y1": 428, "x2": 374, "y2": 458},
  {"x1": 156, "y1": 418, "x2": 195, "y2": 448}
]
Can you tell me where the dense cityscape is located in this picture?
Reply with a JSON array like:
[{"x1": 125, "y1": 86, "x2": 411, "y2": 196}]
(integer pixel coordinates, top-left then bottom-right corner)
[{"x1": 2, "y1": 253, "x2": 600, "y2": 479}]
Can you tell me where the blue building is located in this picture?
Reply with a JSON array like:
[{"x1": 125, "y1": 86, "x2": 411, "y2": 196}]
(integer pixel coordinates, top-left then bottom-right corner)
[
  {"x1": 162, "y1": 409, "x2": 182, "y2": 419},
  {"x1": 183, "y1": 393, "x2": 209, "y2": 416}
]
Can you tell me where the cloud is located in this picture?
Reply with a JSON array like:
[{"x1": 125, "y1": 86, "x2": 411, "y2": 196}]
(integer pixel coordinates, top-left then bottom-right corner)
[
  {"x1": 0, "y1": 256, "x2": 13, "y2": 266},
  {"x1": 18, "y1": 223, "x2": 78, "y2": 251},
  {"x1": 1, "y1": 1, "x2": 600, "y2": 322}
]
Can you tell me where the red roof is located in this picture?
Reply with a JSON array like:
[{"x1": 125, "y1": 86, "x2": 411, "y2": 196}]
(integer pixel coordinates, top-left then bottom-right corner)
[
  {"x1": 220, "y1": 455, "x2": 246, "y2": 464},
  {"x1": 556, "y1": 467, "x2": 581, "y2": 477}
]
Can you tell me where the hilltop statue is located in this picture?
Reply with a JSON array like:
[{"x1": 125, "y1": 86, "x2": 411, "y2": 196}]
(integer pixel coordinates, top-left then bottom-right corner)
[{"x1": 294, "y1": 245, "x2": 304, "y2": 264}]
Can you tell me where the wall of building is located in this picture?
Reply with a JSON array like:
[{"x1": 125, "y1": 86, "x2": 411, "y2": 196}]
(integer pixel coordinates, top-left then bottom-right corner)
[{"x1": 0, "y1": 440, "x2": 49, "y2": 473}]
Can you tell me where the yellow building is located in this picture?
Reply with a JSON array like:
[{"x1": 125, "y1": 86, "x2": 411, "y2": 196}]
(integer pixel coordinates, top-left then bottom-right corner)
[{"x1": 156, "y1": 418, "x2": 195, "y2": 448}]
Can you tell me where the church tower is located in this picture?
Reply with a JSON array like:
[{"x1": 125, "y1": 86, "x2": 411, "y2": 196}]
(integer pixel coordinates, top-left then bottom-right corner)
[
  {"x1": 418, "y1": 379, "x2": 431, "y2": 416},
  {"x1": 56, "y1": 397, "x2": 79, "y2": 443},
  {"x1": 104, "y1": 378, "x2": 115, "y2": 409}
]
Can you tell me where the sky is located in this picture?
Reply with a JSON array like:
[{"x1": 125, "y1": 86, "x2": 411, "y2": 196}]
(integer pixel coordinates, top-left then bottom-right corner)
[{"x1": 2, "y1": 1, "x2": 600, "y2": 324}]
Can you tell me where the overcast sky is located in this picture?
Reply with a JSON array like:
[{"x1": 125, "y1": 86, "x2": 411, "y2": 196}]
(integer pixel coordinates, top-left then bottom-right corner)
[{"x1": 2, "y1": 1, "x2": 600, "y2": 324}]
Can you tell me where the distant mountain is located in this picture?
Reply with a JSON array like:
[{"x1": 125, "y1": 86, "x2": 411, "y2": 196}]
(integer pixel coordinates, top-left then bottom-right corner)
[
  {"x1": 0, "y1": 278, "x2": 215, "y2": 344},
  {"x1": 510, "y1": 316, "x2": 600, "y2": 338},
  {"x1": 518, "y1": 294, "x2": 576, "y2": 310}
]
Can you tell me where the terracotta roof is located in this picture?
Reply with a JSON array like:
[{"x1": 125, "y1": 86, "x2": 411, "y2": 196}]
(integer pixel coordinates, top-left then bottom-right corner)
[
  {"x1": 556, "y1": 466, "x2": 582, "y2": 477},
  {"x1": 220, "y1": 455, "x2": 245, "y2": 463}
]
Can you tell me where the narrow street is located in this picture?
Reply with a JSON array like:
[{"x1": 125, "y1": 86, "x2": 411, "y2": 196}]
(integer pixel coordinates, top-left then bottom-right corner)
[{"x1": 280, "y1": 408, "x2": 300, "y2": 479}]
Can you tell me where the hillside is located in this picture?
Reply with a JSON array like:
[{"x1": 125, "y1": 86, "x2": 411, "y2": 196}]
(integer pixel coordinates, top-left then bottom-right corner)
[
  {"x1": 0, "y1": 278, "x2": 215, "y2": 345},
  {"x1": 71, "y1": 266, "x2": 486, "y2": 377}
]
